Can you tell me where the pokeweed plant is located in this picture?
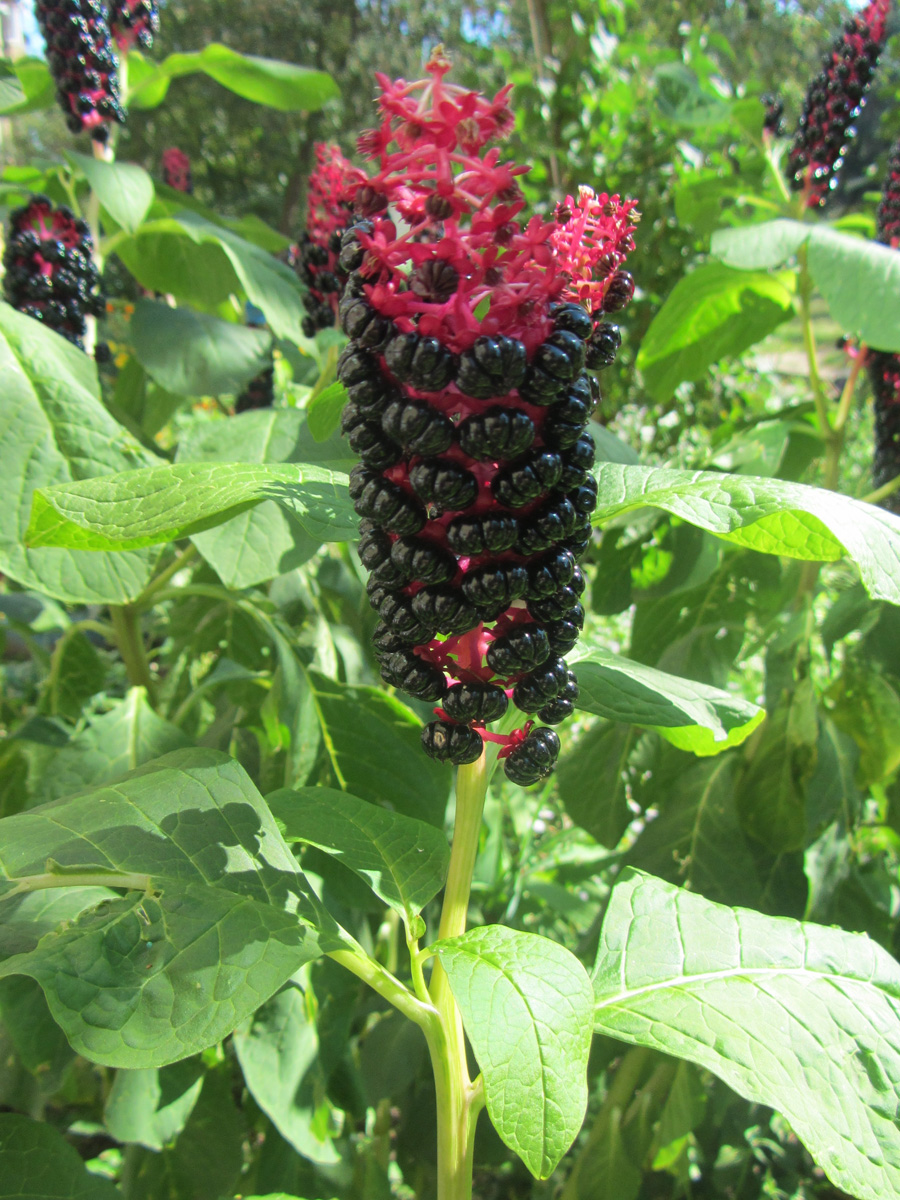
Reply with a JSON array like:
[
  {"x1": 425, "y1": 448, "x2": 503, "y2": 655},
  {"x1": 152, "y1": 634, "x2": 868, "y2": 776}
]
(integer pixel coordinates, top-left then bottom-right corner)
[{"x1": 4, "y1": 10, "x2": 900, "y2": 1200}]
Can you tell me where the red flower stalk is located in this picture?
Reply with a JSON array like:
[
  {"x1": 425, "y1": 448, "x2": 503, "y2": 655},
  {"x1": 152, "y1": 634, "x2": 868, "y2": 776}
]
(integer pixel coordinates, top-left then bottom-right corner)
[
  {"x1": 339, "y1": 53, "x2": 638, "y2": 786},
  {"x1": 3, "y1": 194, "x2": 105, "y2": 350},
  {"x1": 36, "y1": 0, "x2": 125, "y2": 143},
  {"x1": 108, "y1": 0, "x2": 159, "y2": 52},
  {"x1": 870, "y1": 141, "x2": 900, "y2": 511},
  {"x1": 161, "y1": 147, "x2": 193, "y2": 194},
  {"x1": 788, "y1": 0, "x2": 891, "y2": 208},
  {"x1": 296, "y1": 143, "x2": 366, "y2": 338}
]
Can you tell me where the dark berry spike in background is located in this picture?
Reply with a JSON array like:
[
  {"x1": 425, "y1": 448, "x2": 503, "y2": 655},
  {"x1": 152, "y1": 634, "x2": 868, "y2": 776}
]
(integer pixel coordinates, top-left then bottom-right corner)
[
  {"x1": 339, "y1": 49, "x2": 638, "y2": 787},
  {"x1": 869, "y1": 138, "x2": 900, "y2": 513},
  {"x1": 787, "y1": 0, "x2": 891, "y2": 208},
  {"x1": 293, "y1": 143, "x2": 365, "y2": 338},
  {"x1": 35, "y1": 0, "x2": 126, "y2": 143},
  {"x1": 3, "y1": 194, "x2": 106, "y2": 350}
]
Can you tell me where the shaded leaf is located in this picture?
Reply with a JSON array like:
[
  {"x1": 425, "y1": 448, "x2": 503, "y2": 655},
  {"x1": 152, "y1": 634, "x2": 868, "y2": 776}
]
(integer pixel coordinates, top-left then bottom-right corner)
[
  {"x1": 0, "y1": 1113, "x2": 118, "y2": 1199},
  {"x1": 65, "y1": 151, "x2": 154, "y2": 233},
  {"x1": 104, "y1": 1059, "x2": 205, "y2": 1150}
]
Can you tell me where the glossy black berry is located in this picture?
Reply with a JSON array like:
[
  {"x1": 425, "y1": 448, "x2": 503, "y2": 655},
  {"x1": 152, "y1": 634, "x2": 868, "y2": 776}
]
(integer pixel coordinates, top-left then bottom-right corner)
[
  {"x1": 538, "y1": 670, "x2": 579, "y2": 724},
  {"x1": 349, "y1": 467, "x2": 426, "y2": 534},
  {"x1": 461, "y1": 564, "x2": 529, "y2": 611},
  {"x1": 442, "y1": 682, "x2": 509, "y2": 724},
  {"x1": 382, "y1": 397, "x2": 455, "y2": 456},
  {"x1": 446, "y1": 513, "x2": 519, "y2": 556},
  {"x1": 503, "y1": 727, "x2": 560, "y2": 786},
  {"x1": 379, "y1": 594, "x2": 436, "y2": 643},
  {"x1": 338, "y1": 221, "x2": 373, "y2": 273},
  {"x1": 457, "y1": 407, "x2": 535, "y2": 461},
  {"x1": 542, "y1": 392, "x2": 591, "y2": 449},
  {"x1": 558, "y1": 433, "x2": 595, "y2": 490},
  {"x1": 381, "y1": 650, "x2": 446, "y2": 702},
  {"x1": 348, "y1": 421, "x2": 402, "y2": 469},
  {"x1": 422, "y1": 720, "x2": 484, "y2": 765},
  {"x1": 457, "y1": 335, "x2": 527, "y2": 399},
  {"x1": 533, "y1": 330, "x2": 586, "y2": 383},
  {"x1": 528, "y1": 583, "x2": 583, "y2": 622},
  {"x1": 545, "y1": 605, "x2": 585, "y2": 655},
  {"x1": 602, "y1": 271, "x2": 634, "y2": 313},
  {"x1": 569, "y1": 475, "x2": 599, "y2": 515},
  {"x1": 527, "y1": 549, "x2": 576, "y2": 598},
  {"x1": 411, "y1": 586, "x2": 479, "y2": 635},
  {"x1": 512, "y1": 656, "x2": 568, "y2": 712},
  {"x1": 551, "y1": 302, "x2": 593, "y2": 340},
  {"x1": 339, "y1": 295, "x2": 391, "y2": 348},
  {"x1": 486, "y1": 625, "x2": 550, "y2": 675},
  {"x1": 384, "y1": 331, "x2": 456, "y2": 391},
  {"x1": 585, "y1": 322, "x2": 621, "y2": 371},
  {"x1": 391, "y1": 536, "x2": 457, "y2": 586},
  {"x1": 357, "y1": 522, "x2": 392, "y2": 570},
  {"x1": 493, "y1": 450, "x2": 563, "y2": 508},
  {"x1": 338, "y1": 345, "x2": 380, "y2": 389},
  {"x1": 516, "y1": 496, "x2": 578, "y2": 555},
  {"x1": 372, "y1": 621, "x2": 408, "y2": 658},
  {"x1": 409, "y1": 458, "x2": 479, "y2": 511},
  {"x1": 410, "y1": 259, "x2": 460, "y2": 303}
]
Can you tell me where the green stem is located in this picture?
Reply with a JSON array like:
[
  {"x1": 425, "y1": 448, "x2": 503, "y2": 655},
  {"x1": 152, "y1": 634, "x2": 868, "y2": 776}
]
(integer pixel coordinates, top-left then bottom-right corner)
[
  {"x1": 2, "y1": 870, "x2": 153, "y2": 899},
  {"x1": 797, "y1": 243, "x2": 832, "y2": 446},
  {"x1": 328, "y1": 944, "x2": 436, "y2": 1030},
  {"x1": 134, "y1": 543, "x2": 199, "y2": 612},
  {"x1": 427, "y1": 751, "x2": 489, "y2": 1200},
  {"x1": 109, "y1": 604, "x2": 156, "y2": 703},
  {"x1": 863, "y1": 473, "x2": 900, "y2": 506}
]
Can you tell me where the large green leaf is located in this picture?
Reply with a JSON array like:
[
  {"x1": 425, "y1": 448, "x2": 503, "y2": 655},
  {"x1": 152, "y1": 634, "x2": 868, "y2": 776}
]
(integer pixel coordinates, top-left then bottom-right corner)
[
  {"x1": 305, "y1": 672, "x2": 451, "y2": 827},
  {"x1": 175, "y1": 408, "x2": 353, "y2": 588},
  {"x1": 636, "y1": 262, "x2": 794, "y2": 400},
  {"x1": 31, "y1": 687, "x2": 192, "y2": 805},
  {"x1": 593, "y1": 870, "x2": 900, "y2": 1200},
  {"x1": 569, "y1": 644, "x2": 764, "y2": 755},
  {"x1": 65, "y1": 151, "x2": 154, "y2": 234},
  {"x1": 104, "y1": 1059, "x2": 205, "y2": 1150},
  {"x1": 711, "y1": 220, "x2": 900, "y2": 352},
  {"x1": 0, "y1": 749, "x2": 338, "y2": 1067},
  {"x1": 131, "y1": 299, "x2": 272, "y2": 397},
  {"x1": 0, "y1": 1113, "x2": 119, "y2": 1199},
  {"x1": 0, "y1": 302, "x2": 156, "y2": 604},
  {"x1": 233, "y1": 980, "x2": 339, "y2": 1164},
  {"x1": 434, "y1": 925, "x2": 594, "y2": 1179},
  {"x1": 556, "y1": 723, "x2": 636, "y2": 848},
  {"x1": 268, "y1": 786, "x2": 450, "y2": 925},
  {"x1": 26, "y1": 460, "x2": 355, "y2": 553},
  {"x1": 113, "y1": 214, "x2": 309, "y2": 343},
  {"x1": 591, "y1": 464, "x2": 900, "y2": 604},
  {"x1": 127, "y1": 43, "x2": 338, "y2": 112},
  {"x1": 0, "y1": 58, "x2": 55, "y2": 116}
]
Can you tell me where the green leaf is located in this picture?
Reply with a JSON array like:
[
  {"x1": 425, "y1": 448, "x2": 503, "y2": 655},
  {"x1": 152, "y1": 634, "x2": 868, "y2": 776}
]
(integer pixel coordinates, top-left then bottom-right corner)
[
  {"x1": 0, "y1": 749, "x2": 338, "y2": 1067},
  {"x1": 636, "y1": 262, "x2": 794, "y2": 400},
  {"x1": 557, "y1": 723, "x2": 636, "y2": 848},
  {"x1": 233, "y1": 981, "x2": 339, "y2": 1165},
  {"x1": 591, "y1": 463, "x2": 900, "y2": 604},
  {"x1": 434, "y1": 925, "x2": 594, "y2": 1179},
  {"x1": 32, "y1": 687, "x2": 192, "y2": 805},
  {"x1": 268, "y1": 786, "x2": 450, "y2": 924},
  {"x1": 131, "y1": 299, "x2": 272, "y2": 397},
  {"x1": 710, "y1": 218, "x2": 809, "y2": 270},
  {"x1": 593, "y1": 869, "x2": 900, "y2": 1200},
  {"x1": 306, "y1": 671, "x2": 450, "y2": 827},
  {"x1": 104, "y1": 1059, "x2": 205, "y2": 1150},
  {"x1": 26, "y1": 460, "x2": 354, "y2": 553},
  {"x1": 654, "y1": 63, "x2": 729, "y2": 126},
  {"x1": 175, "y1": 408, "x2": 353, "y2": 588},
  {"x1": 0, "y1": 301, "x2": 156, "y2": 605},
  {"x1": 306, "y1": 381, "x2": 348, "y2": 443},
  {"x1": 592, "y1": 422, "x2": 640, "y2": 466},
  {"x1": 128, "y1": 43, "x2": 339, "y2": 112},
  {"x1": 65, "y1": 151, "x2": 154, "y2": 234},
  {"x1": 569, "y1": 645, "x2": 764, "y2": 754},
  {"x1": 0, "y1": 58, "x2": 55, "y2": 116},
  {"x1": 0, "y1": 1112, "x2": 119, "y2": 1199}
]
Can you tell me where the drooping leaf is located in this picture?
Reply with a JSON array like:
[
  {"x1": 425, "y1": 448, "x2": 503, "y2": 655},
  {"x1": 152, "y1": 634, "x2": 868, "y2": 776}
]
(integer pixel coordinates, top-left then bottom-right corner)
[
  {"x1": 435, "y1": 926, "x2": 593, "y2": 1179},
  {"x1": 32, "y1": 687, "x2": 192, "y2": 805},
  {"x1": 65, "y1": 151, "x2": 154, "y2": 233},
  {"x1": 591, "y1": 463, "x2": 900, "y2": 604},
  {"x1": 0, "y1": 302, "x2": 155, "y2": 604},
  {"x1": 131, "y1": 299, "x2": 272, "y2": 397},
  {"x1": 233, "y1": 981, "x2": 339, "y2": 1164},
  {"x1": 174, "y1": 408, "x2": 353, "y2": 588},
  {"x1": 26, "y1": 460, "x2": 355, "y2": 553},
  {"x1": 305, "y1": 671, "x2": 450, "y2": 827},
  {"x1": 710, "y1": 218, "x2": 809, "y2": 270},
  {"x1": 593, "y1": 869, "x2": 900, "y2": 1200},
  {"x1": 0, "y1": 749, "x2": 339, "y2": 1067},
  {"x1": 636, "y1": 263, "x2": 794, "y2": 400},
  {"x1": 569, "y1": 644, "x2": 764, "y2": 755},
  {"x1": 104, "y1": 1058, "x2": 205, "y2": 1150},
  {"x1": 0, "y1": 1112, "x2": 119, "y2": 1199},
  {"x1": 268, "y1": 786, "x2": 450, "y2": 924}
]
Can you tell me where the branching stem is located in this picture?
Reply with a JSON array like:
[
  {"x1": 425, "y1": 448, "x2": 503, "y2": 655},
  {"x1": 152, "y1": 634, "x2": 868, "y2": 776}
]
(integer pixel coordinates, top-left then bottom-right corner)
[{"x1": 109, "y1": 604, "x2": 156, "y2": 703}]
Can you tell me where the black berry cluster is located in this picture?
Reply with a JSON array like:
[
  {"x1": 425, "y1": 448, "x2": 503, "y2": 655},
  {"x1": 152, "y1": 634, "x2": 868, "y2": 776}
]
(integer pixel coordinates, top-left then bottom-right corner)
[
  {"x1": 876, "y1": 140, "x2": 900, "y2": 250},
  {"x1": 296, "y1": 229, "x2": 347, "y2": 337},
  {"x1": 761, "y1": 94, "x2": 785, "y2": 137},
  {"x1": 295, "y1": 144, "x2": 363, "y2": 338},
  {"x1": 35, "y1": 0, "x2": 125, "y2": 143},
  {"x1": 235, "y1": 365, "x2": 275, "y2": 412},
  {"x1": 870, "y1": 139, "x2": 900, "y2": 513},
  {"x1": 338, "y1": 61, "x2": 638, "y2": 787},
  {"x1": 787, "y1": 0, "x2": 890, "y2": 207},
  {"x1": 109, "y1": 0, "x2": 159, "y2": 51},
  {"x1": 3, "y1": 195, "x2": 105, "y2": 349}
]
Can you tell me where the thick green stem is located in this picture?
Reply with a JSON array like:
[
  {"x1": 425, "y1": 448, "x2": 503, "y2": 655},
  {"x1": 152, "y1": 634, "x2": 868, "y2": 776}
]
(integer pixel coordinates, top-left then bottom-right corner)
[
  {"x1": 134, "y1": 544, "x2": 199, "y2": 612},
  {"x1": 109, "y1": 604, "x2": 156, "y2": 703},
  {"x1": 427, "y1": 751, "x2": 489, "y2": 1200}
]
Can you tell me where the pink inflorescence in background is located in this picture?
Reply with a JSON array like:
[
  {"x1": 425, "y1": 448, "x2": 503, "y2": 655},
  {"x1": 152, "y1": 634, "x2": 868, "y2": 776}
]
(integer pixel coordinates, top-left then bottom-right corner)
[
  {"x1": 109, "y1": 0, "x2": 159, "y2": 52},
  {"x1": 788, "y1": 0, "x2": 892, "y2": 208},
  {"x1": 337, "y1": 51, "x2": 638, "y2": 785},
  {"x1": 870, "y1": 139, "x2": 900, "y2": 509},
  {"x1": 36, "y1": 0, "x2": 125, "y2": 142},
  {"x1": 161, "y1": 147, "x2": 193, "y2": 194},
  {"x1": 2, "y1": 195, "x2": 105, "y2": 349},
  {"x1": 295, "y1": 143, "x2": 366, "y2": 337}
]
